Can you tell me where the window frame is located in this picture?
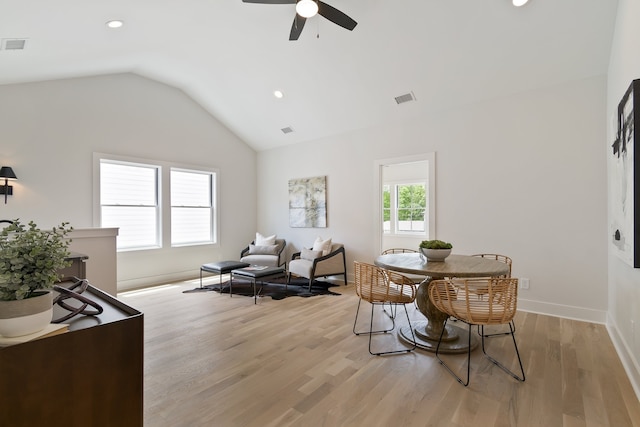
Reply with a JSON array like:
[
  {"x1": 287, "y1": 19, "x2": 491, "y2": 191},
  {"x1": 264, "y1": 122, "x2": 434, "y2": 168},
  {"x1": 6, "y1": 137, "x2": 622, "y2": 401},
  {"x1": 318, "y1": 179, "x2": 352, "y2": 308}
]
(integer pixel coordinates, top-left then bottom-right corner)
[
  {"x1": 93, "y1": 153, "x2": 219, "y2": 252},
  {"x1": 384, "y1": 180, "x2": 427, "y2": 235},
  {"x1": 98, "y1": 158, "x2": 162, "y2": 252},
  {"x1": 170, "y1": 167, "x2": 217, "y2": 247},
  {"x1": 374, "y1": 153, "x2": 436, "y2": 255}
]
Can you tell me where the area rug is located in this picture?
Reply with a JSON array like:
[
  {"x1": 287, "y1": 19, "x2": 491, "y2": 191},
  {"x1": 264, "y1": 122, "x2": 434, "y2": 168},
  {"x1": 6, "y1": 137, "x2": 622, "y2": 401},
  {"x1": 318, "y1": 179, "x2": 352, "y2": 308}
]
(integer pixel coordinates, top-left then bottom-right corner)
[{"x1": 183, "y1": 277, "x2": 341, "y2": 299}]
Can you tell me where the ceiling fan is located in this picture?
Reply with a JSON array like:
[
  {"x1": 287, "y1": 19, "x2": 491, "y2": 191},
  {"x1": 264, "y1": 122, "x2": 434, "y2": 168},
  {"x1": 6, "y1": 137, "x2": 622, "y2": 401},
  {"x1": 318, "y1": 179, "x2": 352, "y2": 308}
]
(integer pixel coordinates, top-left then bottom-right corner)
[{"x1": 242, "y1": 0, "x2": 358, "y2": 41}]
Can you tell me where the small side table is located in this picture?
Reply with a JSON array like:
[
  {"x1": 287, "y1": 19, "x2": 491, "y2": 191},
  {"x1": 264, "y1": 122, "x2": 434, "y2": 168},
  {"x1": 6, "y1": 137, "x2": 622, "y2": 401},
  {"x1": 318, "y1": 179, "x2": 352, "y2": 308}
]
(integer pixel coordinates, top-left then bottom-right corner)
[
  {"x1": 230, "y1": 266, "x2": 286, "y2": 304},
  {"x1": 200, "y1": 261, "x2": 250, "y2": 290}
]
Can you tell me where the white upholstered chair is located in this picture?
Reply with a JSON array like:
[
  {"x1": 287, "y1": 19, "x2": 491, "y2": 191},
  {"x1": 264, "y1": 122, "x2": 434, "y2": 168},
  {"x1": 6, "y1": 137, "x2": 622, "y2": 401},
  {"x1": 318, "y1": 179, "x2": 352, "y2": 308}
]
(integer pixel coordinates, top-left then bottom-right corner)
[
  {"x1": 240, "y1": 238, "x2": 286, "y2": 267},
  {"x1": 287, "y1": 243, "x2": 347, "y2": 290}
]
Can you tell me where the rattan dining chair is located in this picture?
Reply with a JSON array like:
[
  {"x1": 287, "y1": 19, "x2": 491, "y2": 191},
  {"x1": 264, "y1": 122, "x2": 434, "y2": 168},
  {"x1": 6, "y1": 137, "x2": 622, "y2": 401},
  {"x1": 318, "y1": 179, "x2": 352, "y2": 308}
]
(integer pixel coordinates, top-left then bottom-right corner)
[
  {"x1": 471, "y1": 254, "x2": 512, "y2": 276},
  {"x1": 380, "y1": 248, "x2": 424, "y2": 310},
  {"x1": 353, "y1": 261, "x2": 417, "y2": 356},
  {"x1": 471, "y1": 254, "x2": 515, "y2": 337},
  {"x1": 428, "y1": 277, "x2": 525, "y2": 386},
  {"x1": 381, "y1": 248, "x2": 418, "y2": 255}
]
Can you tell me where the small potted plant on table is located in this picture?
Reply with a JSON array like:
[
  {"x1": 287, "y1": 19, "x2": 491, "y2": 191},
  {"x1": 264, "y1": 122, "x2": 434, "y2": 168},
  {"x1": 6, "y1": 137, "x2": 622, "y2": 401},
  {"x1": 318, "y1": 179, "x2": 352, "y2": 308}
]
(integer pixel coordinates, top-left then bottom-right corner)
[
  {"x1": 0, "y1": 220, "x2": 72, "y2": 337},
  {"x1": 419, "y1": 239, "x2": 453, "y2": 262}
]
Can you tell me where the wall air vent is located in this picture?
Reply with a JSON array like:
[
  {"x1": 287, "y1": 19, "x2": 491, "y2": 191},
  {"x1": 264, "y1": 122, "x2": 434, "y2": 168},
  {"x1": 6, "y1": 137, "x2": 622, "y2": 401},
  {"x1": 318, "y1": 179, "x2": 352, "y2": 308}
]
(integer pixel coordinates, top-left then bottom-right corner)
[
  {"x1": 1, "y1": 38, "x2": 27, "y2": 50},
  {"x1": 281, "y1": 126, "x2": 294, "y2": 134},
  {"x1": 394, "y1": 92, "x2": 416, "y2": 105}
]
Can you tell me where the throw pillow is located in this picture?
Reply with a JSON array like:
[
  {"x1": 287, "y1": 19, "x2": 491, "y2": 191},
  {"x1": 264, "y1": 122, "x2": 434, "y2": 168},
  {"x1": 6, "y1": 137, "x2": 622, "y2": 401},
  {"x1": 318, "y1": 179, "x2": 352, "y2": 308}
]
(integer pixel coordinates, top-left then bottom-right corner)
[
  {"x1": 248, "y1": 244, "x2": 279, "y2": 255},
  {"x1": 312, "y1": 236, "x2": 332, "y2": 256},
  {"x1": 301, "y1": 248, "x2": 323, "y2": 261},
  {"x1": 255, "y1": 232, "x2": 276, "y2": 246}
]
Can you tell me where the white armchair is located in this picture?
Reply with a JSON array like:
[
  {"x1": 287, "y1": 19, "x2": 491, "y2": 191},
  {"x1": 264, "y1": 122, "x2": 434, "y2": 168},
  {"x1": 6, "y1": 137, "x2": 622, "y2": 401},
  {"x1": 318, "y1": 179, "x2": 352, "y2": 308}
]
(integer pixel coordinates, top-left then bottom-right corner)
[
  {"x1": 240, "y1": 238, "x2": 287, "y2": 267},
  {"x1": 287, "y1": 243, "x2": 347, "y2": 290}
]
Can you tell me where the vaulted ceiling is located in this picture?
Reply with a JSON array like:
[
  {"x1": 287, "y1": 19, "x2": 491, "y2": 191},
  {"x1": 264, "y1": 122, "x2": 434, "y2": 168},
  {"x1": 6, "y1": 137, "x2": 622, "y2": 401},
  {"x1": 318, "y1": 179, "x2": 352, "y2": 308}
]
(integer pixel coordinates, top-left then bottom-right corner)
[{"x1": 0, "y1": 0, "x2": 618, "y2": 151}]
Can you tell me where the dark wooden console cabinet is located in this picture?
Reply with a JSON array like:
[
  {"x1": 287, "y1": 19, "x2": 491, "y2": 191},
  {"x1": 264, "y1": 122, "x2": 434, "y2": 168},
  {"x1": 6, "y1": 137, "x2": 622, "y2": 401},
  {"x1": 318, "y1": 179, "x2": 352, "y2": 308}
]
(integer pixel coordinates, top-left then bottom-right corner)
[{"x1": 0, "y1": 285, "x2": 143, "y2": 427}]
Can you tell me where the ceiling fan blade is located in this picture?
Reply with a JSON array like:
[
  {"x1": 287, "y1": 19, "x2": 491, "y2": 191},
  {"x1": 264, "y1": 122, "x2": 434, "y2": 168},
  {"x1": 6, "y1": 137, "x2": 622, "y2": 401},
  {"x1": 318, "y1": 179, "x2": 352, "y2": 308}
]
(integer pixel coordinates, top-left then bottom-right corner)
[
  {"x1": 317, "y1": 1, "x2": 357, "y2": 31},
  {"x1": 242, "y1": 0, "x2": 295, "y2": 3},
  {"x1": 289, "y1": 14, "x2": 307, "y2": 40}
]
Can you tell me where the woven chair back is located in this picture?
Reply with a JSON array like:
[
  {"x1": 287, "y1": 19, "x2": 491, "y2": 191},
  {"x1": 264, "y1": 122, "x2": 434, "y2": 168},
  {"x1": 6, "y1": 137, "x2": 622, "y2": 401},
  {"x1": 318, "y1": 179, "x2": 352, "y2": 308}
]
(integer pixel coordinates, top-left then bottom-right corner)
[
  {"x1": 471, "y1": 253, "x2": 512, "y2": 278},
  {"x1": 428, "y1": 277, "x2": 518, "y2": 326},
  {"x1": 354, "y1": 261, "x2": 416, "y2": 304},
  {"x1": 381, "y1": 248, "x2": 418, "y2": 255}
]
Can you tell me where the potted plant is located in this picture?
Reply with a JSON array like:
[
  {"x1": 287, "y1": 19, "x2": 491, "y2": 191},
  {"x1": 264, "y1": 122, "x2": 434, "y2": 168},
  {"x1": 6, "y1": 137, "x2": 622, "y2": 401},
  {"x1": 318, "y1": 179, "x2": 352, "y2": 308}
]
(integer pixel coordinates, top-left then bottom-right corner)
[
  {"x1": 0, "y1": 220, "x2": 72, "y2": 337},
  {"x1": 419, "y1": 239, "x2": 453, "y2": 262}
]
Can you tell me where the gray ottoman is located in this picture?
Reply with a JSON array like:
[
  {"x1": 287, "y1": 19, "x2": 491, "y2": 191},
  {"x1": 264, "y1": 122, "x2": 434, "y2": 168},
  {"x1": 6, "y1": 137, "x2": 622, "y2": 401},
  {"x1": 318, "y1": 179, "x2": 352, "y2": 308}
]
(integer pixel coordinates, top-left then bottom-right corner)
[{"x1": 200, "y1": 261, "x2": 250, "y2": 289}]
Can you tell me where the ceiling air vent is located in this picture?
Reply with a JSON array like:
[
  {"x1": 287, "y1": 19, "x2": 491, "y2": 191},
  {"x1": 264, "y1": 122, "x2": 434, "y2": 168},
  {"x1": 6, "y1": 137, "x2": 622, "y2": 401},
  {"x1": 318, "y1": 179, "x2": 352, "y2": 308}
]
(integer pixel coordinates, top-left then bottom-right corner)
[
  {"x1": 281, "y1": 126, "x2": 294, "y2": 134},
  {"x1": 394, "y1": 92, "x2": 416, "y2": 105},
  {"x1": 1, "y1": 39, "x2": 27, "y2": 50}
]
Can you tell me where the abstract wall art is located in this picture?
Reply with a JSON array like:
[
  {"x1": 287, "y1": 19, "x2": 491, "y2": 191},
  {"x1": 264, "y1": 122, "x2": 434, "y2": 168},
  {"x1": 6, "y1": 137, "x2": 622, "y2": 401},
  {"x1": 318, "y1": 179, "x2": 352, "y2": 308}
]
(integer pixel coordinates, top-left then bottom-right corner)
[
  {"x1": 289, "y1": 176, "x2": 327, "y2": 228},
  {"x1": 610, "y1": 79, "x2": 639, "y2": 268}
]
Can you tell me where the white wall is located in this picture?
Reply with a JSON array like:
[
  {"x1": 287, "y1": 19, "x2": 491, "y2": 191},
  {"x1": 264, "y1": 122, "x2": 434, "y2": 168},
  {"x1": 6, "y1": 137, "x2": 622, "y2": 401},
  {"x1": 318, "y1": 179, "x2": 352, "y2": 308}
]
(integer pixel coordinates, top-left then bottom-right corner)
[
  {"x1": 258, "y1": 75, "x2": 608, "y2": 323},
  {"x1": 606, "y1": 0, "x2": 640, "y2": 399},
  {"x1": 0, "y1": 73, "x2": 257, "y2": 291}
]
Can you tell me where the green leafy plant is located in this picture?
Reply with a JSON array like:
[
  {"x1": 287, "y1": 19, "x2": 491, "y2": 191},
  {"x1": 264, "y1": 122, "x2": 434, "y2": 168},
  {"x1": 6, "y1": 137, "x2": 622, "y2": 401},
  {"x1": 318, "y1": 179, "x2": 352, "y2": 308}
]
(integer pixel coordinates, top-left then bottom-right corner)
[
  {"x1": 419, "y1": 239, "x2": 453, "y2": 250},
  {"x1": 0, "y1": 220, "x2": 72, "y2": 301}
]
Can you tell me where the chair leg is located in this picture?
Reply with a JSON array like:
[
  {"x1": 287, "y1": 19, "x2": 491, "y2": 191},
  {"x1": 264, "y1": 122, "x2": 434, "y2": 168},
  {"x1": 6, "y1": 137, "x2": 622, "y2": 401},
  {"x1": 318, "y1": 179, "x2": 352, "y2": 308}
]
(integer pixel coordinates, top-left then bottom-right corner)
[
  {"x1": 353, "y1": 299, "x2": 395, "y2": 336},
  {"x1": 367, "y1": 302, "x2": 416, "y2": 356},
  {"x1": 435, "y1": 318, "x2": 472, "y2": 386},
  {"x1": 480, "y1": 323, "x2": 525, "y2": 382},
  {"x1": 478, "y1": 320, "x2": 516, "y2": 338},
  {"x1": 382, "y1": 301, "x2": 397, "y2": 319}
]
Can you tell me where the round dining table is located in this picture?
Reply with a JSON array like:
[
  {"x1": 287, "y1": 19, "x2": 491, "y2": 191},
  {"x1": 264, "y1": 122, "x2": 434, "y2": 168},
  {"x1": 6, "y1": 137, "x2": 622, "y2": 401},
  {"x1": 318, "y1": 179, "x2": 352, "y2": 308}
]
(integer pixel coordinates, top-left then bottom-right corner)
[{"x1": 374, "y1": 253, "x2": 510, "y2": 353}]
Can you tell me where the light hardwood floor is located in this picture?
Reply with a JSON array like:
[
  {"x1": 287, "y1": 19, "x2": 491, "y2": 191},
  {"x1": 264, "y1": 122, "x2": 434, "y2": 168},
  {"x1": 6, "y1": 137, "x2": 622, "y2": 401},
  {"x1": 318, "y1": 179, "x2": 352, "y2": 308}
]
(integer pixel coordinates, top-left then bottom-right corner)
[{"x1": 119, "y1": 278, "x2": 640, "y2": 427}]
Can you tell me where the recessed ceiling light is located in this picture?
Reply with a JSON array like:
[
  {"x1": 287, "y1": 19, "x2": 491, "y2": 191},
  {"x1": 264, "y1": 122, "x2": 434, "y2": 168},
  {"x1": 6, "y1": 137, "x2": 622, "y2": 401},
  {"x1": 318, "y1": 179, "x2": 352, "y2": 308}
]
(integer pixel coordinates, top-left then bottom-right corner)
[
  {"x1": 106, "y1": 20, "x2": 124, "y2": 29},
  {"x1": 512, "y1": 0, "x2": 529, "y2": 6},
  {"x1": 274, "y1": 90, "x2": 284, "y2": 99}
]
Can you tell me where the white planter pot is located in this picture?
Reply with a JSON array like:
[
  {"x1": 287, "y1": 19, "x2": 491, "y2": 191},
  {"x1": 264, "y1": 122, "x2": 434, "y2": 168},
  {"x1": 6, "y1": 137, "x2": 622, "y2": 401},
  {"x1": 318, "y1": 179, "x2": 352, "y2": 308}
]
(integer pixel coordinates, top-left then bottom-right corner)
[
  {"x1": 419, "y1": 248, "x2": 452, "y2": 262},
  {"x1": 0, "y1": 291, "x2": 53, "y2": 337}
]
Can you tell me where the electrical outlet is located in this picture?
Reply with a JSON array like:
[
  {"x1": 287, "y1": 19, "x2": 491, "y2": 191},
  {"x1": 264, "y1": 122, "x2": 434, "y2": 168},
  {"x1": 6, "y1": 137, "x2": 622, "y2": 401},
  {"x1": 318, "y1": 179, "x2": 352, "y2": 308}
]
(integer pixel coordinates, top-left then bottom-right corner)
[{"x1": 520, "y1": 278, "x2": 530, "y2": 290}]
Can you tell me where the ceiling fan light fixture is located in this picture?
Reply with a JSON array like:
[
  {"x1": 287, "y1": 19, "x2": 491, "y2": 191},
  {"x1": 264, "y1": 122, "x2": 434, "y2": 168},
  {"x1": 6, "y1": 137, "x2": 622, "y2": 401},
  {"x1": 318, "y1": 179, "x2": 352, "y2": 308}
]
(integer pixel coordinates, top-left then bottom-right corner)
[
  {"x1": 512, "y1": 0, "x2": 529, "y2": 6},
  {"x1": 296, "y1": 0, "x2": 318, "y2": 18}
]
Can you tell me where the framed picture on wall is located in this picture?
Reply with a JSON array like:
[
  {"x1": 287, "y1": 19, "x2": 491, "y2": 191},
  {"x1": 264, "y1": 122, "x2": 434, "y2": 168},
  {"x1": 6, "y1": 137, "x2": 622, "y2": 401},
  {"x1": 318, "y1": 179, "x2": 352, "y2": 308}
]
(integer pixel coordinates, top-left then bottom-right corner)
[
  {"x1": 610, "y1": 78, "x2": 639, "y2": 268},
  {"x1": 288, "y1": 176, "x2": 327, "y2": 228}
]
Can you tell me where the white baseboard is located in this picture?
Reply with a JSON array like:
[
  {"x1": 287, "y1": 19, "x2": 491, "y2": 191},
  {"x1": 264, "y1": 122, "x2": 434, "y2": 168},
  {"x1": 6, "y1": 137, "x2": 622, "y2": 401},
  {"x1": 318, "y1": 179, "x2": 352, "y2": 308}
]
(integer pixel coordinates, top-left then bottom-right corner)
[
  {"x1": 607, "y1": 315, "x2": 640, "y2": 402},
  {"x1": 117, "y1": 270, "x2": 197, "y2": 292},
  {"x1": 517, "y1": 298, "x2": 608, "y2": 323}
]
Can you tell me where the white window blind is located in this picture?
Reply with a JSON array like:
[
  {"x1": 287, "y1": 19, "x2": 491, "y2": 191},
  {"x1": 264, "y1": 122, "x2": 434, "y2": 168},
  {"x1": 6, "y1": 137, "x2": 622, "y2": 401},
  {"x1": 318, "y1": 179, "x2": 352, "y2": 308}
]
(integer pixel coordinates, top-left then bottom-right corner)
[
  {"x1": 100, "y1": 160, "x2": 160, "y2": 250},
  {"x1": 171, "y1": 169, "x2": 215, "y2": 246}
]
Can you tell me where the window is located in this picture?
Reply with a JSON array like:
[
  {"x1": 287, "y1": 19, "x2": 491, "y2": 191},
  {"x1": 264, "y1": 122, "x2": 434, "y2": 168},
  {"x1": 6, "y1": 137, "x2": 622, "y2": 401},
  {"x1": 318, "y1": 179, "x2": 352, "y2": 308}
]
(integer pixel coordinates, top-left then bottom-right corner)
[
  {"x1": 96, "y1": 154, "x2": 219, "y2": 252},
  {"x1": 170, "y1": 168, "x2": 216, "y2": 246},
  {"x1": 383, "y1": 182, "x2": 427, "y2": 234},
  {"x1": 376, "y1": 154, "x2": 435, "y2": 253},
  {"x1": 383, "y1": 184, "x2": 391, "y2": 233},
  {"x1": 396, "y1": 183, "x2": 426, "y2": 232},
  {"x1": 100, "y1": 160, "x2": 161, "y2": 251}
]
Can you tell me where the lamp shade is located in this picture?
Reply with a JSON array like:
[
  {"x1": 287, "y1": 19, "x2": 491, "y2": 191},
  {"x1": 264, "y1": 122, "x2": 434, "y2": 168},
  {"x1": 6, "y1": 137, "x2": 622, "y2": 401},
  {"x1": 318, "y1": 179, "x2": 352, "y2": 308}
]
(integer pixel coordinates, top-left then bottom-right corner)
[{"x1": 0, "y1": 166, "x2": 17, "y2": 180}]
